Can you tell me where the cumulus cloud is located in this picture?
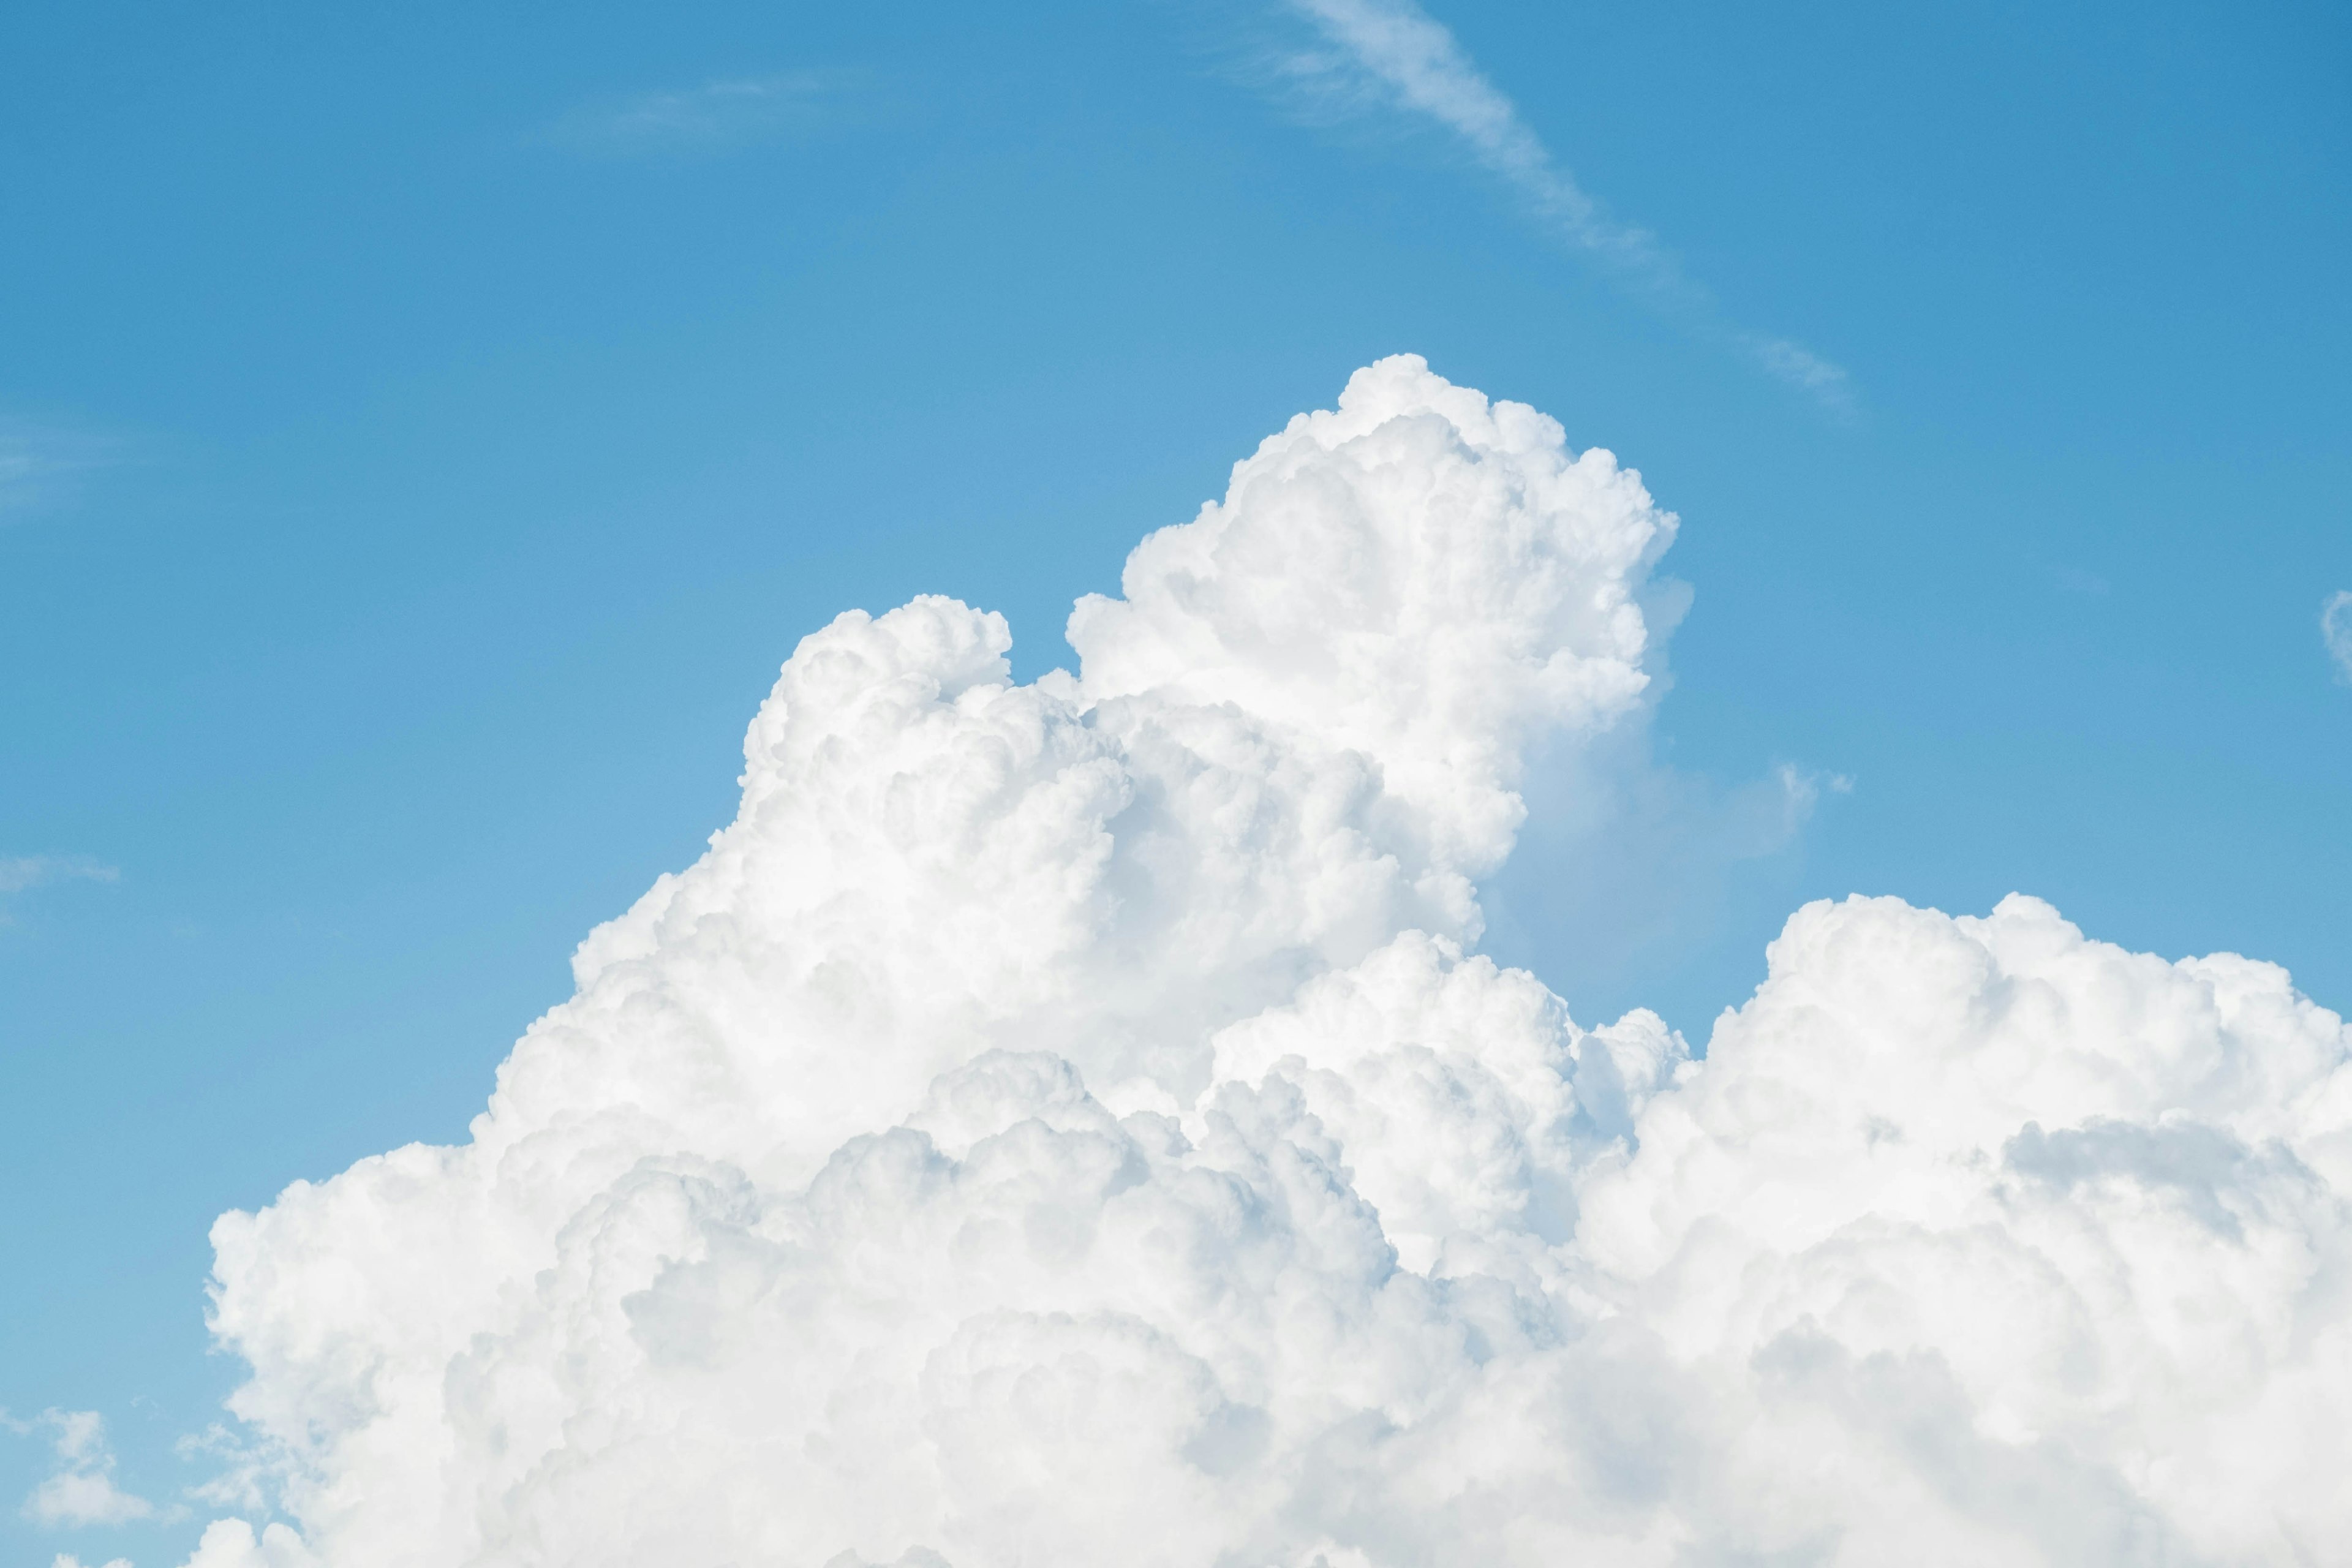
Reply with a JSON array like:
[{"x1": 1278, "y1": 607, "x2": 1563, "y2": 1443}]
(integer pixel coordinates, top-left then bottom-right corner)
[
  {"x1": 183, "y1": 358, "x2": 2347, "y2": 1567},
  {"x1": 1261, "y1": 1, "x2": 1852, "y2": 410},
  {"x1": 54, "y1": 1555, "x2": 134, "y2": 1568},
  {"x1": 2324, "y1": 589, "x2": 2351, "y2": 682},
  {"x1": 181, "y1": 1521, "x2": 312, "y2": 1568},
  {"x1": 14, "y1": 1409, "x2": 153, "y2": 1529}
]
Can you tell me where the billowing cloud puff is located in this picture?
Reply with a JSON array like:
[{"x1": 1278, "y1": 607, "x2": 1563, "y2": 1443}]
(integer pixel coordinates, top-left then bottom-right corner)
[{"x1": 190, "y1": 359, "x2": 2349, "y2": 1567}]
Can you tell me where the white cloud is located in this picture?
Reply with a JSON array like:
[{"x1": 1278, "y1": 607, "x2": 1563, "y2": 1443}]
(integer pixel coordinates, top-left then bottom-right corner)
[
  {"x1": 0, "y1": 420, "x2": 115, "y2": 519},
  {"x1": 173, "y1": 1426, "x2": 268, "y2": 1515},
  {"x1": 2323, "y1": 589, "x2": 2352, "y2": 683},
  {"x1": 1264, "y1": 1, "x2": 1852, "y2": 410},
  {"x1": 0, "y1": 854, "x2": 120, "y2": 927},
  {"x1": 16, "y1": 1410, "x2": 153, "y2": 1529},
  {"x1": 1741, "y1": 331, "x2": 1855, "y2": 414},
  {"x1": 0, "y1": 854, "x2": 120, "y2": 897},
  {"x1": 179, "y1": 1520, "x2": 313, "y2": 1568},
  {"x1": 543, "y1": 71, "x2": 854, "y2": 154},
  {"x1": 54, "y1": 1555, "x2": 135, "y2": 1568},
  {"x1": 1278, "y1": 0, "x2": 1663, "y2": 271},
  {"x1": 182, "y1": 360, "x2": 2346, "y2": 1566}
]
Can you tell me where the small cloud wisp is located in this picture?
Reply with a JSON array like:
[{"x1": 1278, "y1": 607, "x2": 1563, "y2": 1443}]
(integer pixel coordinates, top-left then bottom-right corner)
[
  {"x1": 1270, "y1": 0, "x2": 1852, "y2": 410},
  {"x1": 0, "y1": 421, "x2": 118, "y2": 521},
  {"x1": 0, "y1": 856, "x2": 119, "y2": 897},
  {"x1": 13, "y1": 1410, "x2": 153, "y2": 1530},
  {"x1": 543, "y1": 71, "x2": 853, "y2": 155},
  {"x1": 0, "y1": 854, "x2": 121, "y2": 926}
]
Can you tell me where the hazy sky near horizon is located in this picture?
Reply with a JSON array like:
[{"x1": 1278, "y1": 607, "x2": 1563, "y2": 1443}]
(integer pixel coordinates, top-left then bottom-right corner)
[{"x1": 2, "y1": 2, "x2": 2348, "y2": 1563}]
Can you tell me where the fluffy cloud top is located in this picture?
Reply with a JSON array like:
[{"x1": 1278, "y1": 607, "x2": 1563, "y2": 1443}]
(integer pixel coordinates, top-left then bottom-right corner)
[{"x1": 187, "y1": 359, "x2": 2348, "y2": 1567}]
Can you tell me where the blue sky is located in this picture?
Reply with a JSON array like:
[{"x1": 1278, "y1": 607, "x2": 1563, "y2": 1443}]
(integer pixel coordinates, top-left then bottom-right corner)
[{"x1": 2, "y1": 1, "x2": 2346, "y2": 1561}]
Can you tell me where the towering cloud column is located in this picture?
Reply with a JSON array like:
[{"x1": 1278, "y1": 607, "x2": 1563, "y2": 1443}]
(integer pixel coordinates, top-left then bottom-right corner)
[{"x1": 194, "y1": 359, "x2": 2350, "y2": 1568}]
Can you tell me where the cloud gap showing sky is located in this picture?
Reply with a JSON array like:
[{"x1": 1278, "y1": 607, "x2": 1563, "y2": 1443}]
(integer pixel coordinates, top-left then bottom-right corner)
[
  {"x1": 117, "y1": 358, "x2": 2351, "y2": 1568},
  {"x1": 1259, "y1": 0, "x2": 1855, "y2": 412}
]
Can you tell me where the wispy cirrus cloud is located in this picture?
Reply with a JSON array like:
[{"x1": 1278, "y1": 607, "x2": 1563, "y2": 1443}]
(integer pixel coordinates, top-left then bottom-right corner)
[
  {"x1": 2324, "y1": 590, "x2": 2352, "y2": 684},
  {"x1": 0, "y1": 855, "x2": 119, "y2": 927},
  {"x1": 0, "y1": 854, "x2": 119, "y2": 898},
  {"x1": 1275, "y1": 0, "x2": 1667, "y2": 273},
  {"x1": 0, "y1": 419, "x2": 118, "y2": 521},
  {"x1": 540, "y1": 70, "x2": 861, "y2": 156},
  {"x1": 1259, "y1": 0, "x2": 1854, "y2": 412}
]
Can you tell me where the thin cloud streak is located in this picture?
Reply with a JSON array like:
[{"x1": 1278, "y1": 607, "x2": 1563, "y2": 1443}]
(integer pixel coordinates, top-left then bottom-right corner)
[
  {"x1": 542, "y1": 71, "x2": 856, "y2": 154},
  {"x1": 0, "y1": 420, "x2": 116, "y2": 519},
  {"x1": 1275, "y1": 0, "x2": 1853, "y2": 410},
  {"x1": 2324, "y1": 590, "x2": 2352, "y2": 684},
  {"x1": 1741, "y1": 331, "x2": 1855, "y2": 413},
  {"x1": 0, "y1": 854, "x2": 119, "y2": 897},
  {"x1": 0, "y1": 855, "x2": 120, "y2": 927},
  {"x1": 1284, "y1": 0, "x2": 1665, "y2": 272}
]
